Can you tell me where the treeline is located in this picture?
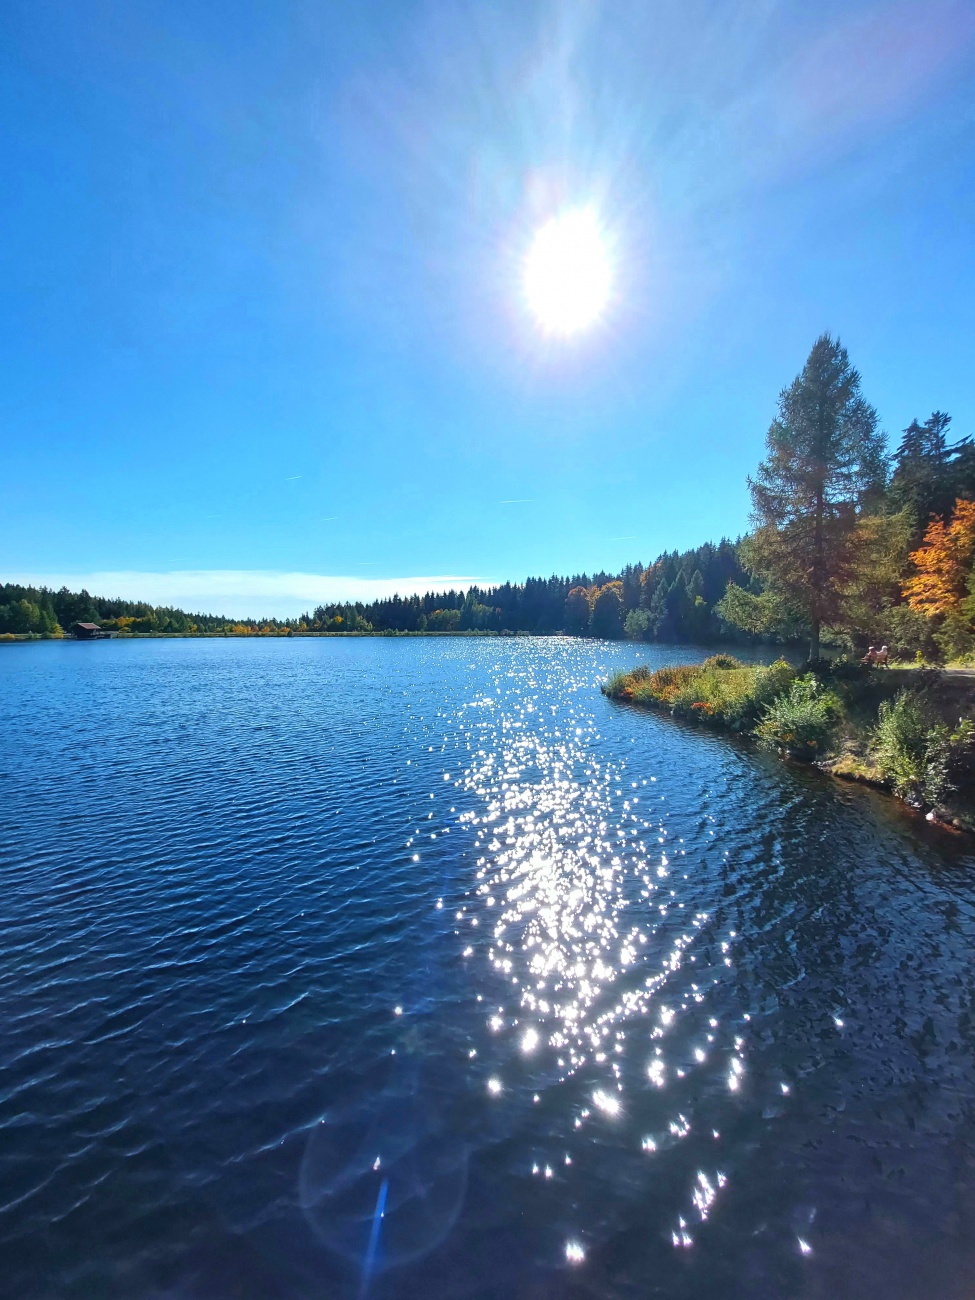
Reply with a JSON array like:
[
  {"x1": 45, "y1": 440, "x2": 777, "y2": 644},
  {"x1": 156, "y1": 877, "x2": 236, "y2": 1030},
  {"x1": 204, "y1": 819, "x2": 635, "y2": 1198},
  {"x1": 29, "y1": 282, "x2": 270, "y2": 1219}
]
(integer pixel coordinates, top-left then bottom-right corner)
[
  {"x1": 0, "y1": 544, "x2": 751, "y2": 642},
  {"x1": 717, "y1": 333, "x2": 975, "y2": 662},
  {"x1": 306, "y1": 542, "x2": 749, "y2": 638},
  {"x1": 5, "y1": 334, "x2": 973, "y2": 656},
  {"x1": 0, "y1": 585, "x2": 239, "y2": 638}
]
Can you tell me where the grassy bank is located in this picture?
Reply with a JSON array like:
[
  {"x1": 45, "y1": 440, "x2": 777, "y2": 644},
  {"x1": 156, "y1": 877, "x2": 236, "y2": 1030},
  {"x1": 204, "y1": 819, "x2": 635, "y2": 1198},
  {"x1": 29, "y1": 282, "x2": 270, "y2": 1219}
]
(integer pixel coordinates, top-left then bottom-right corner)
[{"x1": 604, "y1": 656, "x2": 975, "y2": 830}]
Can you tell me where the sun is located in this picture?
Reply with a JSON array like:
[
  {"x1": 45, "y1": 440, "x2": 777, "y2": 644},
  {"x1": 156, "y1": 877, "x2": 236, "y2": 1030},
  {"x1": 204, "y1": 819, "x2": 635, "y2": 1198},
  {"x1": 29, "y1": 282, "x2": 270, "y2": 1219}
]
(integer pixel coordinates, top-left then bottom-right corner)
[{"x1": 523, "y1": 207, "x2": 612, "y2": 336}]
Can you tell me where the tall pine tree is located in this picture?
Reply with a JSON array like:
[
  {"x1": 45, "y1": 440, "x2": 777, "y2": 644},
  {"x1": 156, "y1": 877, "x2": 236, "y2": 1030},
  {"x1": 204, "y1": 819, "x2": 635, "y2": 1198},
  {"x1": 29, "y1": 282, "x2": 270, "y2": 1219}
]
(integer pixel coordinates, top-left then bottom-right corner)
[{"x1": 745, "y1": 334, "x2": 887, "y2": 660}]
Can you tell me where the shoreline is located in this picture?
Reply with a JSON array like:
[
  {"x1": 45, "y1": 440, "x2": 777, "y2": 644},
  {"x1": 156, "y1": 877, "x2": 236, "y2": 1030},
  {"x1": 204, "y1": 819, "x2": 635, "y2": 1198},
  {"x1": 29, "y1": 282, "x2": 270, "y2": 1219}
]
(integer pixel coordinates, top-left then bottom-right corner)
[
  {"x1": 603, "y1": 659, "x2": 975, "y2": 834},
  {"x1": 1, "y1": 629, "x2": 532, "y2": 643}
]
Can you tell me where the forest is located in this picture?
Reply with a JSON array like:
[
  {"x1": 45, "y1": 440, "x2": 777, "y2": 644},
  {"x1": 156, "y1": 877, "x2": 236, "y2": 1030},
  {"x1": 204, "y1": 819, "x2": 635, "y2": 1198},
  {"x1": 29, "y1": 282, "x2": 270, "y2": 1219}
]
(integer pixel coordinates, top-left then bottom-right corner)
[
  {"x1": 4, "y1": 333, "x2": 975, "y2": 659},
  {"x1": 715, "y1": 335, "x2": 975, "y2": 663},
  {"x1": 0, "y1": 543, "x2": 748, "y2": 642}
]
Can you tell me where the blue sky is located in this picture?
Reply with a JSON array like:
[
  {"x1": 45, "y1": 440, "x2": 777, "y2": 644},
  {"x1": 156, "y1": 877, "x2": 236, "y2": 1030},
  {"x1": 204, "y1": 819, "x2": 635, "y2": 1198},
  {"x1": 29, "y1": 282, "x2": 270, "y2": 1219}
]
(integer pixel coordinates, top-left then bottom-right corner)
[{"x1": 3, "y1": 0, "x2": 975, "y2": 617}]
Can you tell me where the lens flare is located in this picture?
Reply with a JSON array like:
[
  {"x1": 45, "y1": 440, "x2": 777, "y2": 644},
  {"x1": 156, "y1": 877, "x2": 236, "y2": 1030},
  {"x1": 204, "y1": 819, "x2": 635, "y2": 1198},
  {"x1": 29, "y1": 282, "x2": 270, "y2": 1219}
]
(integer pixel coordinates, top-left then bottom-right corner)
[{"x1": 523, "y1": 208, "x2": 612, "y2": 335}]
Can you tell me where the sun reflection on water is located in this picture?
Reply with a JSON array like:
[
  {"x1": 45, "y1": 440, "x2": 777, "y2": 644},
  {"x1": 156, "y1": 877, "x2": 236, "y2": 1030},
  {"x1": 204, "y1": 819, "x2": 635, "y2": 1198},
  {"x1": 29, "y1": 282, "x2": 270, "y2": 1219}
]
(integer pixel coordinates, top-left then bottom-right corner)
[{"x1": 451, "y1": 652, "x2": 756, "y2": 1264}]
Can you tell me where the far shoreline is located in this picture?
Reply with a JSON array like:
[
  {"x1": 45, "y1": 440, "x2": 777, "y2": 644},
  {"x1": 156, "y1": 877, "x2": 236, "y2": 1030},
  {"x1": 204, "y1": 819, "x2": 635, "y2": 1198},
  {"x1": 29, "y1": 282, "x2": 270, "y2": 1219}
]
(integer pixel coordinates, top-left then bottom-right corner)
[
  {"x1": 2, "y1": 628, "x2": 530, "y2": 642},
  {"x1": 1, "y1": 629, "x2": 781, "y2": 645}
]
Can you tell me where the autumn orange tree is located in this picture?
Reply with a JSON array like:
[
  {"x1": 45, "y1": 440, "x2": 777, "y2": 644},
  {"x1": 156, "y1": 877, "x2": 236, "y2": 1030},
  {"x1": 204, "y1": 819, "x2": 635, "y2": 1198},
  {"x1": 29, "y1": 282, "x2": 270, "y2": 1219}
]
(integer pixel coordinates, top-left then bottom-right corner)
[
  {"x1": 903, "y1": 498, "x2": 975, "y2": 658},
  {"x1": 903, "y1": 499, "x2": 975, "y2": 617}
]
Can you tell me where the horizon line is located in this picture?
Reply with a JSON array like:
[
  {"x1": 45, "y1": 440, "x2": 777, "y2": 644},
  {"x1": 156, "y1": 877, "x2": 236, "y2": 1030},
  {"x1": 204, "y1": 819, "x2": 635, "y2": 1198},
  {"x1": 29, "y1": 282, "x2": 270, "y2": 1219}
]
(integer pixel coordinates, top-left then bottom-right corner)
[
  {"x1": 4, "y1": 569, "x2": 499, "y2": 620},
  {"x1": 2, "y1": 561, "x2": 669, "y2": 620}
]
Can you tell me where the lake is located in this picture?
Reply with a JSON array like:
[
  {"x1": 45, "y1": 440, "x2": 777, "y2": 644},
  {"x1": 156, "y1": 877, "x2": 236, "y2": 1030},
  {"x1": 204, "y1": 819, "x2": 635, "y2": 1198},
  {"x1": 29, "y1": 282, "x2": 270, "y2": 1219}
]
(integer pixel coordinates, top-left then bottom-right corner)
[{"x1": 2, "y1": 636, "x2": 975, "y2": 1299}]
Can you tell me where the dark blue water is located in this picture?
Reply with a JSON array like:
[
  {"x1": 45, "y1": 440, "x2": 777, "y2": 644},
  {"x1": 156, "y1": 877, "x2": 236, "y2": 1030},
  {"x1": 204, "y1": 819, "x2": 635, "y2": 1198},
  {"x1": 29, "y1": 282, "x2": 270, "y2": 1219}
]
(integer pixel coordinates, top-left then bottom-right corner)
[{"x1": 3, "y1": 637, "x2": 975, "y2": 1299}]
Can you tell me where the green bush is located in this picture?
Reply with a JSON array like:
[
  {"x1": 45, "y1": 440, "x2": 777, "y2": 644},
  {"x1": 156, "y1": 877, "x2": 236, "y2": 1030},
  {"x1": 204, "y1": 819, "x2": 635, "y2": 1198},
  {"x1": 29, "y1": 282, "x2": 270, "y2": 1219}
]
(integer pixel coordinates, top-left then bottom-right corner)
[
  {"x1": 754, "y1": 674, "x2": 842, "y2": 759},
  {"x1": 872, "y1": 690, "x2": 932, "y2": 802},
  {"x1": 605, "y1": 658, "x2": 797, "y2": 731},
  {"x1": 750, "y1": 658, "x2": 797, "y2": 708},
  {"x1": 872, "y1": 691, "x2": 975, "y2": 806},
  {"x1": 672, "y1": 666, "x2": 762, "y2": 728},
  {"x1": 932, "y1": 719, "x2": 975, "y2": 802},
  {"x1": 701, "y1": 653, "x2": 743, "y2": 670},
  {"x1": 665, "y1": 658, "x2": 793, "y2": 730},
  {"x1": 633, "y1": 664, "x2": 703, "y2": 705},
  {"x1": 603, "y1": 664, "x2": 653, "y2": 698},
  {"x1": 605, "y1": 668, "x2": 635, "y2": 696}
]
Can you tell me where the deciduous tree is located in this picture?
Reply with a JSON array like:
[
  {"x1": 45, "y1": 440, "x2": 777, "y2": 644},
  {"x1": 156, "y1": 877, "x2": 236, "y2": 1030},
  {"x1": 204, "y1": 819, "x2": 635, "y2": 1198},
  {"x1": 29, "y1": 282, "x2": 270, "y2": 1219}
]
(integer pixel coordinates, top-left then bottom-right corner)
[
  {"x1": 903, "y1": 499, "x2": 975, "y2": 619},
  {"x1": 564, "y1": 586, "x2": 593, "y2": 635},
  {"x1": 590, "y1": 582, "x2": 625, "y2": 639}
]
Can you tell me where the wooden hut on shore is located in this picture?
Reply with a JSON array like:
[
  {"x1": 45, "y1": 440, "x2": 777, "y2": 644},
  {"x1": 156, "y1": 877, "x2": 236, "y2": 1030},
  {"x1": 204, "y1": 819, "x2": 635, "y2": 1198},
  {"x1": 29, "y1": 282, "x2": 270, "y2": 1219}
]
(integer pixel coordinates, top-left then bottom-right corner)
[{"x1": 71, "y1": 622, "x2": 111, "y2": 639}]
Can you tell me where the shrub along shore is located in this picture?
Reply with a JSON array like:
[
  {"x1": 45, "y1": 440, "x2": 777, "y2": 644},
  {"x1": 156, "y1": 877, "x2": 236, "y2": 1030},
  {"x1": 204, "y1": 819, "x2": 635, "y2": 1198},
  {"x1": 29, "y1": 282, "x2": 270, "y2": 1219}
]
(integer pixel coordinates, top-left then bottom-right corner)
[{"x1": 603, "y1": 656, "x2": 975, "y2": 831}]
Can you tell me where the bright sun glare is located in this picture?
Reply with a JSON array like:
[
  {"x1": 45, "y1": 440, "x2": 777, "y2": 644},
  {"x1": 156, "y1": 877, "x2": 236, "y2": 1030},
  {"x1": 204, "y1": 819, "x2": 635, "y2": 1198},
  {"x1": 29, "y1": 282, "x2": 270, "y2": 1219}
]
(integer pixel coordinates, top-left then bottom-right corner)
[{"x1": 523, "y1": 207, "x2": 612, "y2": 336}]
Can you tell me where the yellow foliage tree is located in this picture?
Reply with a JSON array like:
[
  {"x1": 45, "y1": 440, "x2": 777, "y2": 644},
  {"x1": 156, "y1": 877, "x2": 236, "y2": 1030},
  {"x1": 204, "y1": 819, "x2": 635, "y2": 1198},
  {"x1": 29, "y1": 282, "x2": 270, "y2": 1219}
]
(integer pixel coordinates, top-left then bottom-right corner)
[{"x1": 903, "y1": 498, "x2": 975, "y2": 618}]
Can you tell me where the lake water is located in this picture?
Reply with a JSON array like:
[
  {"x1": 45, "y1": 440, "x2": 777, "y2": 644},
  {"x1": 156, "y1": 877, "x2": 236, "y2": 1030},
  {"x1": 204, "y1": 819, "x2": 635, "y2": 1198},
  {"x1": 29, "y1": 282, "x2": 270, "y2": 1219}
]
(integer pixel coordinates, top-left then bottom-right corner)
[{"x1": 3, "y1": 636, "x2": 975, "y2": 1299}]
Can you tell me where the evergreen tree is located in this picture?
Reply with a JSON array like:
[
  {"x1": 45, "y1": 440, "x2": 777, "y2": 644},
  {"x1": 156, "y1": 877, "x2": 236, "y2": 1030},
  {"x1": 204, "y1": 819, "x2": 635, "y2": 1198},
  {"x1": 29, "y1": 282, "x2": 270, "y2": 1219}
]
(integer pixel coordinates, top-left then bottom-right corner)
[
  {"x1": 647, "y1": 579, "x2": 670, "y2": 639},
  {"x1": 744, "y1": 334, "x2": 887, "y2": 659},
  {"x1": 889, "y1": 412, "x2": 950, "y2": 526},
  {"x1": 889, "y1": 411, "x2": 975, "y2": 538}
]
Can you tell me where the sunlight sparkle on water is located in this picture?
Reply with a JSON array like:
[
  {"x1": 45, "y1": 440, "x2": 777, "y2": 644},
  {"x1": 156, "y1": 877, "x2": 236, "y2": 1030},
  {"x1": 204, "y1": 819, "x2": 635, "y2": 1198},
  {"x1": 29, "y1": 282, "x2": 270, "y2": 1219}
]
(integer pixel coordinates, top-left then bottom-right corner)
[
  {"x1": 455, "y1": 648, "x2": 766, "y2": 1272},
  {"x1": 593, "y1": 1088, "x2": 621, "y2": 1118}
]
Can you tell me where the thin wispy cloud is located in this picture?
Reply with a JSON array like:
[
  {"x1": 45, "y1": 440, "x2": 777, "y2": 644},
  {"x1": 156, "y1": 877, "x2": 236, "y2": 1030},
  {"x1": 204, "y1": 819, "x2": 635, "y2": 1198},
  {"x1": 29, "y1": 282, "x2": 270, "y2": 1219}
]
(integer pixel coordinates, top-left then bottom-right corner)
[
  {"x1": 284, "y1": 475, "x2": 302, "y2": 480},
  {"x1": 498, "y1": 498, "x2": 533, "y2": 504},
  {"x1": 7, "y1": 570, "x2": 492, "y2": 620}
]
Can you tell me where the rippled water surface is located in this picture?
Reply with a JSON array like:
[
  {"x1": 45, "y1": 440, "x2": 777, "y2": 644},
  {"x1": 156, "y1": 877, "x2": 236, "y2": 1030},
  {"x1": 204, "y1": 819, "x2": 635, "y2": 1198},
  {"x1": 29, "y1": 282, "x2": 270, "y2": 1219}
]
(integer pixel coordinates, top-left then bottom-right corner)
[{"x1": 3, "y1": 637, "x2": 975, "y2": 1299}]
